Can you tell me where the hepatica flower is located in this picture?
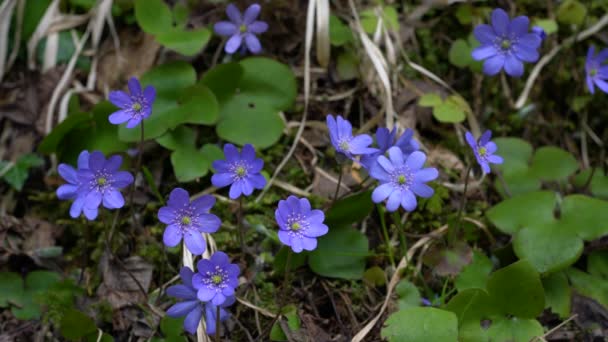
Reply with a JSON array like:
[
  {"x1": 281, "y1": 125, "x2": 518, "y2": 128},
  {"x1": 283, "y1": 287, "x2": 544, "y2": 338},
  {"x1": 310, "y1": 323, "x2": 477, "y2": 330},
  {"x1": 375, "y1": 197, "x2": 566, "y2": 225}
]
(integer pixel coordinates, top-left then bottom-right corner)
[
  {"x1": 192, "y1": 252, "x2": 239, "y2": 306},
  {"x1": 370, "y1": 148, "x2": 438, "y2": 212},
  {"x1": 57, "y1": 150, "x2": 96, "y2": 219},
  {"x1": 214, "y1": 3, "x2": 268, "y2": 54},
  {"x1": 158, "y1": 188, "x2": 221, "y2": 255},
  {"x1": 361, "y1": 127, "x2": 419, "y2": 170},
  {"x1": 472, "y1": 8, "x2": 541, "y2": 77},
  {"x1": 326, "y1": 114, "x2": 377, "y2": 162},
  {"x1": 465, "y1": 130, "x2": 503, "y2": 174},
  {"x1": 211, "y1": 144, "x2": 266, "y2": 199},
  {"x1": 166, "y1": 267, "x2": 234, "y2": 335},
  {"x1": 532, "y1": 26, "x2": 546, "y2": 41},
  {"x1": 108, "y1": 77, "x2": 156, "y2": 128},
  {"x1": 585, "y1": 46, "x2": 608, "y2": 94},
  {"x1": 76, "y1": 151, "x2": 133, "y2": 219},
  {"x1": 275, "y1": 196, "x2": 329, "y2": 253}
]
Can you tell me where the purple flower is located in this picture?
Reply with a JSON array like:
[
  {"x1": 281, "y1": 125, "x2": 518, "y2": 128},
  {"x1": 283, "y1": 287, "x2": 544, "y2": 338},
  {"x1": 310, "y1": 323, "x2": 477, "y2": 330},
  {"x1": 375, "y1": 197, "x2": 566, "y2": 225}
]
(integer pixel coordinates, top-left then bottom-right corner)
[
  {"x1": 532, "y1": 26, "x2": 546, "y2": 41},
  {"x1": 214, "y1": 3, "x2": 268, "y2": 54},
  {"x1": 465, "y1": 130, "x2": 504, "y2": 174},
  {"x1": 471, "y1": 8, "x2": 541, "y2": 77},
  {"x1": 275, "y1": 196, "x2": 329, "y2": 253},
  {"x1": 211, "y1": 144, "x2": 266, "y2": 199},
  {"x1": 75, "y1": 151, "x2": 133, "y2": 220},
  {"x1": 57, "y1": 150, "x2": 98, "y2": 220},
  {"x1": 585, "y1": 46, "x2": 608, "y2": 94},
  {"x1": 166, "y1": 267, "x2": 234, "y2": 335},
  {"x1": 326, "y1": 114, "x2": 377, "y2": 162},
  {"x1": 361, "y1": 127, "x2": 419, "y2": 170},
  {"x1": 192, "y1": 252, "x2": 240, "y2": 306},
  {"x1": 158, "y1": 188, "x2": 221, "y2": 255},
  {"x1": 108, "y1": 77, "x2": 156, "y2": 128},
  {"x1": 370, "y1": 148, "x2": 439, "y2": 212}
]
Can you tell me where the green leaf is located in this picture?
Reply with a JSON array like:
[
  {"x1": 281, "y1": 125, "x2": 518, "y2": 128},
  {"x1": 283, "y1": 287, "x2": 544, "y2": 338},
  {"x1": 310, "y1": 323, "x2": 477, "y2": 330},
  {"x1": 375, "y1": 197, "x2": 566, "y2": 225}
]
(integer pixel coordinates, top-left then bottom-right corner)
[
  {"x1": 560, "y1": 194, "x2": 608, "y2": 240},
  {"x1": 1, "y1": 154, "x2": 44, "y2": 191},
  {"x1": 363, "y1": 266, "x2": 386, "y2": 286},
  {"x1": 273, "y1": 247, "x2": 307, "y2": 274},
  {"x1": 455, "y1": 250, "x2": 493, "y2": 292},
  {"x1": 433, "y1": 96, "x2": 467, "y2": 123},
  {"x1": 395, "y1": 280, "x2": 421, "y2": 309},
  {"x1": 448, "y1": 39, "x2": 473, "y2": 68},
  {"x1": 0, "y1": 272, "x2": 23, "y2": 307},
  {"x1": 60, "y1": 309, "x2": 97, "y2": 340},
  {"x1": 418, "y1": 93, "x2": 442, "y2": 107},
  {"x1": 156, "y1": 126, "x2": 197, "y2": 151},
  {"x1": 455, "y1": 5, "x2": 473, "y2": 25},
  {"x1": 381, "y1": 307, "x2": 458, "y2": 342},
  {"x1": 38, "y1": 113, "x2": 90, "y2": 154},
  {"x1": 486, "y1": 260, "x2": 545, "y2": 319},
  {"x1": 533, "y1": 19, "x2": 558, "y2": 34},
  {"x1": 160, "y1": 316, "x2": 185, "y2": 338},
  {"x1": 329, "y1": 15, "x2": 353, "y2": 46},
  {"x1": 309, "y1": 226, "x2": 368, "y2": 280},
  {"x1": 445, "y1": 288, "x2": 494, "y2": 324},
  {"x1": 12, "y1": 271, "x2": 61, "y2": 320},
  {"x1": 201, "y1": 144, "x2": 224, "y2": 173},
  {"x1": 140, "y1": 61, "x2": 197, "y2": 100},
  {"x1": 492, "y1": 137, "x2": 533, "y2": 175},
  {"x1": 336, "y1": 51, "x2": 359, "y2": 81},
  {"x1": 203, "y1": 58, "x2": 296, "y2": 148},
  {"x1": 529, "y1": 146, "x2": 578, "y2": 181},
  {"x1": 543, "y1": 272, "x2": 571, "y2": 318},
  {"x1": 565, "y1": 268, "x2": 608, "y2": 308},
  {"x1": 134, "y1": 0, "x2": 173, "y2": 35},
  {"x1": 574, "y1": 169, "x2": 608, "y2": 199},
  {"x1": 588, "y1": 250, "x2": 608, "y2": 279},
  {"x1": 270, "y1": 305, "x2": 300, "y2": 341},
  {"x1": 485, "y1": 318, "x2": 544, "y2": 342},
  {"x1": 23, "y1": 0, "x2": 52, "y2": 42},
  {"x1": 173, "y1": 3, "x2": 190, "y2": 28},
  {"x1": 165, "y1": 84, "x2": 219, "y2": 126},
  {"x1": 486, "y1": 191, "x2": 556, "y2": 235},
  {"x1": 557, "y1": 0, "x2": 587, "y2": 25},
  {"x1": 361, "y1": 6, "x2": 398, "y2": 34},
  {"x1": 325, "y1": 190, "x2": 373, "y2": 227},
  {"x1": 156, "y1": 27, "x2": 211, "y2": 56},
  {"x1": 171, "y1": 147, "x2": 209, "y2": 182}
]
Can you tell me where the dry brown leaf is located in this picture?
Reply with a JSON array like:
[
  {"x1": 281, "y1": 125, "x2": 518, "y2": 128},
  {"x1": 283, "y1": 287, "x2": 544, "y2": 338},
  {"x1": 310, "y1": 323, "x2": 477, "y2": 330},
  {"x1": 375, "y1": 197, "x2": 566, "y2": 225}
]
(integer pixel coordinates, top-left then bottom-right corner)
[
  {"x1": 97, "y1": 254, "x2": 153, "y2": 309},
  {"x1": 427, "y1": 146, "x2": 464, "y2": 173}
]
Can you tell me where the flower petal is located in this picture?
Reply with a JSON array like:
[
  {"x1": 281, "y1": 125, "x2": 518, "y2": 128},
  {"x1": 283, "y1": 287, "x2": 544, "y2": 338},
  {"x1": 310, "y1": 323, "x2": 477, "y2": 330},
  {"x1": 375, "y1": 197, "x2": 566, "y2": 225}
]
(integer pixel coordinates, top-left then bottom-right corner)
[
  {"x1": 225, "y1": 34, "x2": 243, "y2": 54},
  {"x1": 509, "y1": 16, "x2": 529, "y2": 36},
  {"x1": 465, "y1": 131, "x2": 477, "y2": 149},
  {"x1": 244, "y1": 34, "x2": 262, "y2": 54},
  {"x1": 168, "y1": 188, "x2": 190, "y2": 208},
  {"x1": 513, "y1": 44, "x2": 539, "y2": 62},
  {"x1": 57, "y1": 184, "x2": 78, "y2": 199},
  {"x1": 387, "y1": 146, "x2": 405, "y2": 166},
  {"x1": 226, "y1": 3, "x2": 242, "y2": 24},
  {"x1": 479, "y1": 130, "x2": 492, "y2": 145},
  {"x1": 192, "y1": 195, "x2": 215, "y2": 213},
  {"x1": 483, "y1": 54, "x2": 505, "y2": 76},
  {"x1": 185, "y1": 233, "x2": 206, "y2": 255},
  {"x1": 248, "y1": 174, "x2": 266, "y2": 189},
  {"x1": 305, "y1": 223, "x2": 328, "y2": 237},
  {"x1": 184, "y1": 306, "x2": 203, "y2": 335},
  {"x1": 197, "y1": 214, "x2": 221, "y2": 233},
  {"x1": 163, "y1": 224, "x2": 182, "y2": 247},
  {"x1": 504, "y1": 54, "x2": 524, "y2": 77},
  {"x1": 301, "y1": 237, "x2": 318, "y2": 251},
  {"x1": 112, "y1": 171, "x2": 133, "y2": 188},
  {"x1": 167, "y1": 300, "x2": 198, "y2": 318},
  {"x1": 158, "y1": 207, "x2": 175, "y2": 224},
  {"x1": 248, "y1": 21, "x2": 268, "y2": 33},
  {"x1": 102, "y1": 189, "x2": 125, "y2": 209},
  {"x1": 491, "y1": 8, "x2": 509, "y2": 36},
  {"x1": 518, "y1": 33, "x2": 541, "y2": 49},
  {"x1": 108, "y1": 90, "x2": 132, "y2": 108},
  {"x1": 58, "y1": 164, "x2": 78, "y2": 184},
  {"x1": 372, "y1": 183, "x2": 394, "y2": 203},
  {"x1": 386, "y1": 190, "x2": 402, "y2": 212},
  {"x1": 471, "y1": 45, "x2": 497, "y2": 61},
  {"x1": 488, "y1": 155, "x2": 504, "y2": 164},
  {"x1": 211, "y1": 173, "x2": 234, "y2": 188},
  {"x1": 105, "y1": 155, "x2": 122, "y2": 172},
  {"x1": 411, "y1": 182, "x2": 434, "y2": 198},
  {"x1": 415, "y1": 168, "x2": 439, "y2": 183},
  {"x1": 377, "y1": 155, "x2": 395, "y2": 173},
  {"x1": 167, "y1": 285, "x2": 197, "y2": 300},
  {"x1": 215, "y1": 21, "x2": 238, "y2": 36},
  {"x1": 473, "y1": 24, "x2": 496, "y2": 44},
  {"x1": 405, "y1": 151, "x2": 426, "y2": 171},
  {"x1": 243, "y1": 4, "x2": 261, "y2": 25},
  {"x1": 228, "y1": 182, "x2": 243, "y2": 199},
  {"x1": 401, "y1": 190, "x2": 417, "y2": 212}
]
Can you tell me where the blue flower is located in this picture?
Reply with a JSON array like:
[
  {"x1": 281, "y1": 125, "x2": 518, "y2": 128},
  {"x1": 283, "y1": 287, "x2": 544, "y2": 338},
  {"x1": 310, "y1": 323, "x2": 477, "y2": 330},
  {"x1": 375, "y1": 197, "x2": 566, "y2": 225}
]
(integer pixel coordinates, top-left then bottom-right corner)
[
  {"x1": 108, "y1": 77, "x2": 156, "y2": 128},
  {"x1": 192, "y1": 252, "x2": 240, "y2": 306},
  {"x1": 214, "y1": 3, "x2": 268, "y2": 54},
  {"x1": 166, "y1": 267, "x2": 234, "y2": 335},
  {"x1": 472, "y1": 8, "x2": 541, "y2": 77},
  {"x1": 585, "y1": 46, "x2": 608, "y2": 94},
  {"x1": 370, "y1": 148, "x2": 438, "y2": 212},
  {"x1": 361, "y1": 127, "x2": 419, "y2": 170},
  {"x1": 326, "y1": 114, "x2": 377, "y2": 161},
  {"x1": 211, "y1": 144, "x2": 266, "y2": 199},
  {"x1": 275, "y1": 196, "x2": 329, "y2": 253},
  {"x1": 67, "y1": 151, "x2": 133, "y2": 220},
  {"x1": 158, "y1": 188, "x2": 221, "y2": 255},
  {"x1": 532, "y1": 26, "x2": 546, "y2": 41},
  {"x1": 465, "y1": 130, "x2": 503, "y2": 174}
]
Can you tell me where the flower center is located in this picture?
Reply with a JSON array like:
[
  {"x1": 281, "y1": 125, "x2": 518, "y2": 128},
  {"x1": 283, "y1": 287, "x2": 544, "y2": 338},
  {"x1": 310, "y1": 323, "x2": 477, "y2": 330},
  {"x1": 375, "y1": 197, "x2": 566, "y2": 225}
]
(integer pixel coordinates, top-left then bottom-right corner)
[
  {"x1": 398, "y1": 175, "x2": 407, "y2": 185},
  {"x1": 339, "y1": 140, "x2": 350, "y2": 151},
  {"x1": 291, "y1": 222, "x2": 301, "y2": 231},
  {"x1": 212, "y1": 275, "x2": 223, "y2": 284},
  {"x1": 181, "y1": 216, "x2": 191, "y2": 225},
  {"x1": 500, "y1": 39, "x2": 511, "y2": 50},
  {"x1": 236, "y1": 166, "x2": 246, "y2": 176},
  {"x1": 97, "y1": 177, "x2": 107, "y2": 186},
  {"x1": 240, "y1": 24, "x2": 247, "y2": 33},
  {"x1": 478, "y1": 146, "x2": 487, "y2": 157},
  {"x1": 132, "y1": 102, "x2": 142, "y2": 111},
  {"x1": 590, "y1": 68, "x2": 598, "y2": 76}
]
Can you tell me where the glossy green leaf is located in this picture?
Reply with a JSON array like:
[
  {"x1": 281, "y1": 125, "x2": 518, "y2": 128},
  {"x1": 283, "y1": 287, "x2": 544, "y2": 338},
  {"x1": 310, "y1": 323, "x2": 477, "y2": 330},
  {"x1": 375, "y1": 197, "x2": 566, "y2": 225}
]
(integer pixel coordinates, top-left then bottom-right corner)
[
  {"x1": 560, "y1": 194, "x2": 608, "y2": 240},
  {"x1": 309, "y1": 226, "x2": 368, "y2": 280},
  {"x1": 573, "y1": 169, "x2": 608, "y2": 199},
  {"x1": 363, "y1": 266, "x2": 386, "y2": 286},
  {"x1": 172, "y1": 3, "x2": 190, "y2": 28},
  {"x1": 533, "y1": 19, "x2": 558, "y2": 34},
  {"x1": 38, "y1": 113, "x2": 90, "y2": 154},
  {"x1": 273, "y1": 247, "x2": 307, "y2": 274},
  {"x1": 134, "y1": 0, "x2": 173, "y2": 35},
  {"x1": 543, "y1": 272, "x2": 571, "y2": 318},
  {"x1": 455, "y1": 250, "x2": 493, "y2": 292},
  {"x1": 433, "y1": 96, "x2": 467, "y2": 123},
  {"x1": 418, "y1": 93, "x2": 442, "y2": 107},
  {"x1": 156, "y1": 126, "x2": 197, "y2": 151},
  {"x1": 140, "y1": 61, "x2": 197, "y2": 100},
  {"x1": 486, "y1": 191, "x2": 556, "y2": 235},
  {"x1": 60, "y1": 309, "x2": 97, "y2": 340},
  {"x1": 201, "y1": 144, "x2": 224, "y2": 173},
  {"x1": 325, "y1": 190, "x2": 373, "y2": 227},
  {"x1": 329, "y1": 15, "x2": 353, "y2": 46},
  {"x1": 529, "y1": 146, "x2": 578, "y2": 181},
  {"x1": 203, "y1": 58, "x2": 296, "y2": 148},
  {"x1": 486, "y1": 260, "x2": 545, "y2": 319},
  {"x1": 160, "y1": 316, "x2": 186, "y2": 338},
  {"x1": 171, "y1": 147, "x2": 209, "y2": 182},
  {"x1": 485, "y1": 318, "x2": 544, "y2": 342},
  {"x1": 0, "y1": 272, "x2": 23, "y2": 307},
  {"x1": 588, "y1": 250, "x2": 608, "y2": 279},
  {"x1": 381, "y1": 307, "x2": 458, "y2": 342},
  {"x1": 1, "y1": 154, "x2": 44, "y2": 191},
  {"x1": 156, "y1": 27, "x2": 211, "y2": 56},
  {"x1": 493, "y1": 137, "x2": 533, "y2": 175},
  {"x1": 448, "y1": 39, "x2": 473, "y2": 68},
  {"x1": 12, "y1": 271, "x2": 61, "y2": 320},
  {"x1": 565, "y1": 268, "x2": 608, "y2": 308}
]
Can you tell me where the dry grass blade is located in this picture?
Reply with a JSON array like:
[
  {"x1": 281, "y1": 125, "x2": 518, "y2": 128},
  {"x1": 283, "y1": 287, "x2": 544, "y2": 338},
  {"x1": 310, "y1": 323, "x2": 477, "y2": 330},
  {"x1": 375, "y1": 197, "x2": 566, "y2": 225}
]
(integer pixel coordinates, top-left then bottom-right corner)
[
  {"x1": 515, "y1": 14, "x2": 608, "y2": 109},
  {"x1": 254, "y1": 0, "x2": 316, "y2": 203},
  {"x1": 0, "y1": 0, "x2": 17, "y2": 82},
  {"x1": 315, "y1": 0, "x2": 330, "y2": 68},
  {"x1": 351, "y1": 225, "x2": 448, "y2": 342},
  {"x1": 236, "y1": 297, "x2": 276, "y2": 318}
]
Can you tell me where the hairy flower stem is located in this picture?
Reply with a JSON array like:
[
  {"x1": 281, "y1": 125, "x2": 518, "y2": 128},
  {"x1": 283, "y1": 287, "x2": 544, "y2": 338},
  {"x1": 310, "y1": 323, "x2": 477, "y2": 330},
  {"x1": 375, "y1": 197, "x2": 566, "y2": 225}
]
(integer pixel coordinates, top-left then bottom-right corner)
[
  {"x1": 237, "y1": 197, "x2": 246, "y2": 253},
  {"x1": 377, "y1": 205, "x2": 395, "y2": 268},
  {"x1": 332, "y1": 165, "x2": 344, "y2": 205},
  {"x1": 391, "y1": 211, "x2": 408, "y2": 263},
  {"x1": 452, "y1": 164, "x2": 472, "y2": 245},
  {"x1": 128, "y1": 121, "x2": 145, "y2": 226},
  {"x1": 215, "y1": 305, "x2": 221, "y2": 342}
]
